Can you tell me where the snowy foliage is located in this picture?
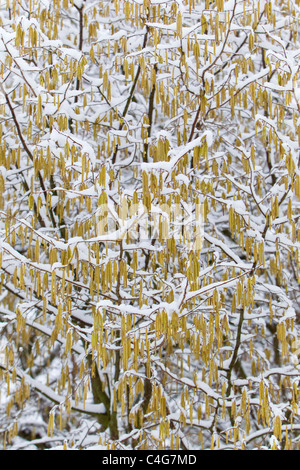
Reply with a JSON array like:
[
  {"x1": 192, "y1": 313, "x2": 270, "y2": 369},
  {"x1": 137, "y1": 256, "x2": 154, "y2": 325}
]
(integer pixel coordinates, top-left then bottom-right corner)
[{"x1": 0, "y1": 0, "x2": 299, "y2": 450}]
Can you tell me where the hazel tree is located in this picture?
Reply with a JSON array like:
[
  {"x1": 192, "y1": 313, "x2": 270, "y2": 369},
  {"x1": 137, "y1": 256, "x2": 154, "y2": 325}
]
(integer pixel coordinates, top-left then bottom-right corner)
[{"x1": 0, "y1": 0, "x2": 299, "y2": 450}]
